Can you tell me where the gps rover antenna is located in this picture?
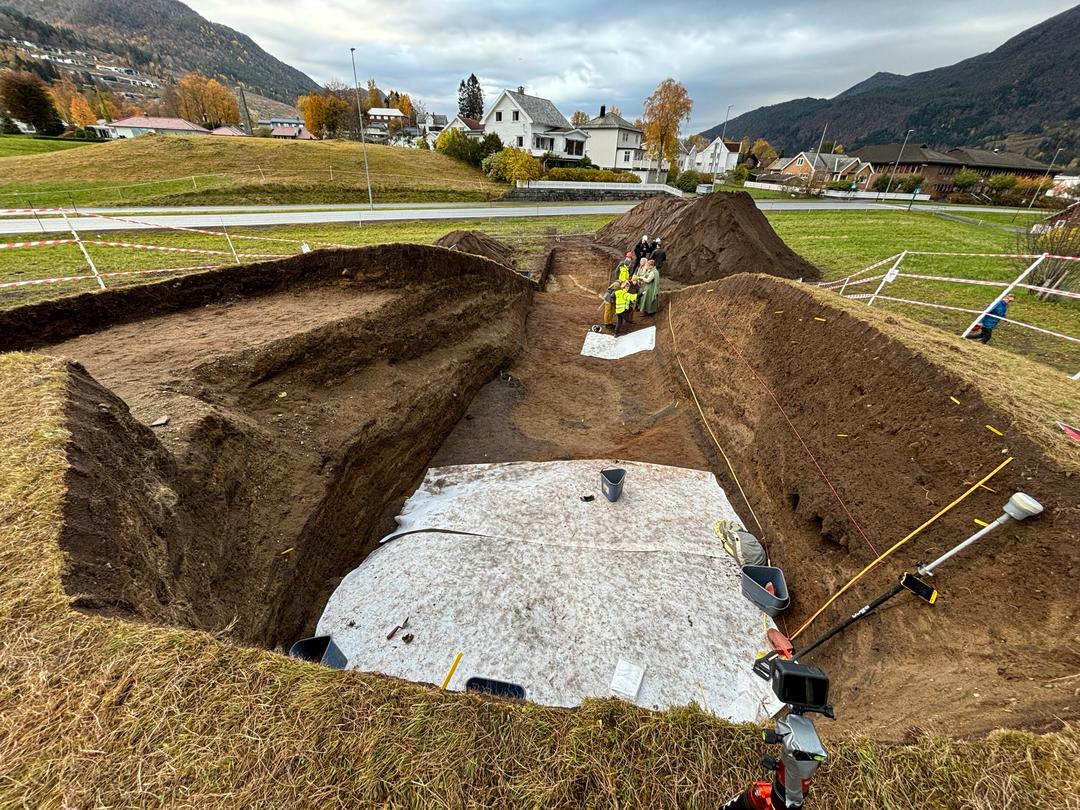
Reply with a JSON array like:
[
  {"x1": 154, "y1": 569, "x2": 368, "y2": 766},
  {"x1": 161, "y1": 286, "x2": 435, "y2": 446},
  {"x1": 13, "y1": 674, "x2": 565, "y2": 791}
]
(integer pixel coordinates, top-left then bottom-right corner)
[{"x1": 754, "y1": 492, "x2": 1044, "y2": 682}]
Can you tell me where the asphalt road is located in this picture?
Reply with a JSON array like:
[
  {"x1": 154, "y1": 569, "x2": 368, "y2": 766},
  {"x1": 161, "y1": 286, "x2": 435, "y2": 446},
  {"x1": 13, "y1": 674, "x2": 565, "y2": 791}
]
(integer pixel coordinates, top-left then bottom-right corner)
[{"x1": 0, "y1": 199, "x2": 1034, "y2": 236}]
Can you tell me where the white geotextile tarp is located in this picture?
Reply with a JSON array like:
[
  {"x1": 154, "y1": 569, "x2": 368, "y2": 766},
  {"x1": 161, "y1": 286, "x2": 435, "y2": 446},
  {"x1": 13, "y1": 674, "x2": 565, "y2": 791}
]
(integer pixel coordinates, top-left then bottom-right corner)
[
  {"x1": 581, "y1": 326, "x2": 656, "y2": 359},
  {"x1": 317, "y1": 460, "x2": 782, "y2": 723}
]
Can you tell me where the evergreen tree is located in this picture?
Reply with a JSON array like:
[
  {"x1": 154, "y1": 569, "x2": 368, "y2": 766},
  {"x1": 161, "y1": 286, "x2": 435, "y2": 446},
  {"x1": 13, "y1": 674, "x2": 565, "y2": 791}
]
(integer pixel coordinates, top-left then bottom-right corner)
[{"x1": 458, "y1": 73, "x2": 484, "y2": 119}]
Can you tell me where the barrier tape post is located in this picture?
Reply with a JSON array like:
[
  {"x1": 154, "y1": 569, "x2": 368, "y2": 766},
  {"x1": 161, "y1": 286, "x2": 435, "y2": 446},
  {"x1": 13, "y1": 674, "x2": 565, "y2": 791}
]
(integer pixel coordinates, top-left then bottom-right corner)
[
  {"x1": 868, "y1": 250, "x2": 906, "y2": 306},
  {"x1": 960, "y1": 252, "x2": 1048, "y2": 338},
  {"x1": 25, "y1": 200, "x2": 47, "y2": 234},
  {"x1": 60, "y1": 211, "x2": 105, "y2": 290},
  {"x1": 220, "y1": 217, "x2": 240, "y2": 265}
]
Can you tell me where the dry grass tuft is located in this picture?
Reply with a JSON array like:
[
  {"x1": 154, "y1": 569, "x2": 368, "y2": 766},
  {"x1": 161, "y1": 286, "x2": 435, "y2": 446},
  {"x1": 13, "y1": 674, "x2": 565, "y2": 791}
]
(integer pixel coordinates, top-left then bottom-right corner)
[{"x1": 1, "y1": 353, "x2": 1078, "y2": 808}]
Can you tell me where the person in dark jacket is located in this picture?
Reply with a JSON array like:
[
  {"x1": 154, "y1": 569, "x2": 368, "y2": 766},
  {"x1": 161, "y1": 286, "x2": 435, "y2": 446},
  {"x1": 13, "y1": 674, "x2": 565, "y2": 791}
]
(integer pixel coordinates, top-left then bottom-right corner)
[
  {"x1": 650, "y1": 239, "x2": 667, "y2": 270},
  {"x1": 965, "y1": 293, "x2": 1014, "y2": 344},
  {"x1": 632, "y1": 235, "x2": 652, "y2": 270}
]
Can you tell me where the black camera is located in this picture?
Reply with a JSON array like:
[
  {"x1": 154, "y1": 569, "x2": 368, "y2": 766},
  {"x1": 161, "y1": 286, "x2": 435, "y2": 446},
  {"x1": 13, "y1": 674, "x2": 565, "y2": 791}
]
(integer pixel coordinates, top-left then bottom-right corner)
[{"x1": 769, "y1": 658, "x2": 832, "y2": 717}]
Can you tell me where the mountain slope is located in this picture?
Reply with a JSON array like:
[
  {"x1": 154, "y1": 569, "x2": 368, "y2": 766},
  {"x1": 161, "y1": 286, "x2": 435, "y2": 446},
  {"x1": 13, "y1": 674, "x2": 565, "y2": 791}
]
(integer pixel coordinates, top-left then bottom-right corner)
[
  {"x1": 3, "y1": 0, "x2": 318, "y2": 103},
  {"x1": 703, "y1": 5, "x2": 1080, "y2": 162}
]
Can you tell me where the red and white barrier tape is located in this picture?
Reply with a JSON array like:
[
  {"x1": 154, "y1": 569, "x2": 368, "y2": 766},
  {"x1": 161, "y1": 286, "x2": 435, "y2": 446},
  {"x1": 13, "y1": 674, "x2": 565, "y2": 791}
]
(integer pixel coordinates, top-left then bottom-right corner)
[
  {"x1": 895, "y1": 272, "x2": 1080, "y2": 300},
  {"x1": 818, "y1": 254, "x2": 900, "y2": 288},
  {"x1": 0, "y1": 264, "x2": 220, "y2": 289},
  {"x1": 905, "y1": 250, "x2": 1080, "y2": 262},
  {"x1": 0, "y1": 238, "x2": 77, "y2": 249},
  {"x1": 82, "y1": 239, "x2": 287, "y2": 259},
  {"x1": 842, "y1": 293, "x2": 1080, "y2": 344}
]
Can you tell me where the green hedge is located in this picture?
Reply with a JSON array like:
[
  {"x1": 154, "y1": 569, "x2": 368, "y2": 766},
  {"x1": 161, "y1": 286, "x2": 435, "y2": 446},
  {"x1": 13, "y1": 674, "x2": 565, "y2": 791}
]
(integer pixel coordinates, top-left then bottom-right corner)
[{"x1": 546, "y1": 167, "x2": 640, "y2": 183}]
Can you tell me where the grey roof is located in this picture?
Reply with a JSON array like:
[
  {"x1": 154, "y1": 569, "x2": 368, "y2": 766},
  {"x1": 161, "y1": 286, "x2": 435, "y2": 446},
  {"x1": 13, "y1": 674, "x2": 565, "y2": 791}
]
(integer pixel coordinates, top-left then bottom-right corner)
[
  {"x1": 852, "y1": 143, "x2": 958, "y2": 165},
  {"x1": 581, "y1": 111, "x2": 641, "y2": 132},
  {"x1": 799, "y1": 152, "x2": 862, "y2": 172},
  {"x1": 430, "y1": 114, "x2": 448, "y2": 125},
  {"x1": 946, "y1": 148, "x2": 1052, "y2": 172},
  {"x1": 507, "y1": 90, "x2": 571, "y2": 129}
]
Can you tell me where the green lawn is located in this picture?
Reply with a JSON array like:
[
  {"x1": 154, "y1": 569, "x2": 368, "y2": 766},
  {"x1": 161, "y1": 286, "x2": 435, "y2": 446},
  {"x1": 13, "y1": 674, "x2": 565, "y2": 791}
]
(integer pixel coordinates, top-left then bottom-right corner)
[
  {"x1": 0, "y1": 135, "x2": 506, "y2": 208},
  {"x1": 769, "y1": 210, "x2": 1079, "y2": 372},
  {"x1": 0, "y1": 135, "x2": 96, "y2": 158},
  {"x1": 1, "y1": 207, "x2": 1075, "y2": 372}
]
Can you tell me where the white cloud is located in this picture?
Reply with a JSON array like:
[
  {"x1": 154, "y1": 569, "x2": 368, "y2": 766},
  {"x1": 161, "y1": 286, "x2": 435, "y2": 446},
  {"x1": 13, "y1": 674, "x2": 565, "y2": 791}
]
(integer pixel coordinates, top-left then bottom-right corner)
[{"x1": 185, "y1": 0, "x2": 1076, "y2": 131}]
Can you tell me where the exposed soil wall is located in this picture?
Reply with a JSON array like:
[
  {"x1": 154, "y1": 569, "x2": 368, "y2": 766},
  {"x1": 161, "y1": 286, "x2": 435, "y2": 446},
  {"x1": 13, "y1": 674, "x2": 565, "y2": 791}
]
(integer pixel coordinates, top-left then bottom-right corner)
[
  {"x1": 595, "y1": 192, "x2": 821, "y2": 284},
  {"x1": 666, "y1": 275, "x2": 1079, "y2": 738},
  {"x1": 50, "y1": 245, "x2": 533, "y2": 648}
]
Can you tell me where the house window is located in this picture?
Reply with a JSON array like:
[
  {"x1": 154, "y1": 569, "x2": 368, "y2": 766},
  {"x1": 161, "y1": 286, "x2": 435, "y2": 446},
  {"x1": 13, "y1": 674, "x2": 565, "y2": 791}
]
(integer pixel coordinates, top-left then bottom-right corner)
[
  {"x1": 516, "y1": 136, "x2": 523, "y2": 147},
  {"x1": 796, "y1": 157, "x2": 804, "y2": 166},
  {"x1": 623, "y1": 150, "x2": 631, "y2": 162},
  {"x1": 495, "y1": 111, "x2": 502, "y2": 122},
  {"x1": 512, "y1": 111, "x2": 519, "y2": 122},
  {"x1": 566, "y1": 139, "x2": 583, "y2": 156},
  {"x1": 534, "y1": 135, "x2": 554, "y2": 151}
]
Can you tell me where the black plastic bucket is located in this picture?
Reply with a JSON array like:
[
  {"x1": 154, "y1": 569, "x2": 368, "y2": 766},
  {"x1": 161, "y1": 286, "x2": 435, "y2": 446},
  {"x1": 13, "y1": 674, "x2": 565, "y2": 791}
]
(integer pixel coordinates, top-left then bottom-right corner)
[
  {"x1": 288, "y1": 635, "x2": 349, "y2": 669},
  {"x1": 600, "y1": 467, "x2": 626, "y2": 502},
  {"x1": 741, "y1": 565, "x2": 791, "y2": 617}
]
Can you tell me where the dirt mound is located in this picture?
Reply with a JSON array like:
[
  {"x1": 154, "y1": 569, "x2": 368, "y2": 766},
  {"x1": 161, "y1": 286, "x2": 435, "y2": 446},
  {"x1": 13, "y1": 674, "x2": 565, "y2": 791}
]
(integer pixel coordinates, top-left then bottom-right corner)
[
  {"x1": 666, "y1": 275, "x2": 1079, "y2": 738},
  {"x1": 594, "y1": 192, "x2": 821, "y2": 283},
  {"x1": 39, "y1": 244, "x2": 533, "y2": 647},
  {"x1": 434, "y1": 230, "x2": 516, "y2": 268}
]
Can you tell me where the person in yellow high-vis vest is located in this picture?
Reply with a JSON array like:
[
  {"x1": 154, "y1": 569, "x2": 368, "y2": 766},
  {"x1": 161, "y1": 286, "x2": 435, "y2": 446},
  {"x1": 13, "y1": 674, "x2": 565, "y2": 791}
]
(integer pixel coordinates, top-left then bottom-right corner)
[{"x1": 613, "y1": 282, "x2": 632, "y2": 336}]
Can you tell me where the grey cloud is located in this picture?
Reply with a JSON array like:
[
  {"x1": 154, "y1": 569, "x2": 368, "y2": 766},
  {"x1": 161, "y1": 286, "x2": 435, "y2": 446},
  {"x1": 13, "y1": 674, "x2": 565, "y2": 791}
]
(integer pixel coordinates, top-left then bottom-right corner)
[{"x1": 189, "y1": 0, "x2": 1076, "y2": 131}]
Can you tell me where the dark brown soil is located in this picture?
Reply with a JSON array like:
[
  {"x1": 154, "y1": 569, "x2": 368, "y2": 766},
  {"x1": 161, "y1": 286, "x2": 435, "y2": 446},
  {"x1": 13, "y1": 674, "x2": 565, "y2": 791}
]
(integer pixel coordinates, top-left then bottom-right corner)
[
  {"x1": 594, "y1": 192, "x2": 821, "y2": 284},
  {"x1": 17, "y1": 234, "x2": 1078, "y2": 742},
  {"x1": 665, "y1": 276, "x2": 1080, "y2": 738},
  {"x1": 433, "y1": 230, "x2": 516, "y2": 269},
  {"x1": 47, "y1": 245, "x2": 532, "y2": 648}
]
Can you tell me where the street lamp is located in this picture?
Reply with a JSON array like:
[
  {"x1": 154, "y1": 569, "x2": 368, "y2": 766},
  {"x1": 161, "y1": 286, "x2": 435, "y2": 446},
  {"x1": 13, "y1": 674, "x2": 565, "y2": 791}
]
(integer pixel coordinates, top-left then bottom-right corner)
[
  {"x1": 349, "y1": 47, "x2": 374, "y2": 210},
  {"x1": 883, "y1": 128, "x2": 914, "y2": 199}
]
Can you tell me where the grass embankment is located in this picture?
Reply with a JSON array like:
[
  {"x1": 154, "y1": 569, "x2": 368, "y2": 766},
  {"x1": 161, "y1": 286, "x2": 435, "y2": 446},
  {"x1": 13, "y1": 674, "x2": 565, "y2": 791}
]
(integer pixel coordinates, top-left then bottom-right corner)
[
  {"x1": 0, "y1": 352, "x2": 1076, "y2": 809},
  {"x1": 770, "y1": 210, "x2": 1079, "y2": 372},
  {"x1": 0, "y1": 134, "x2": 506, "y2": 207},
  {"x1": 0, "y1": 134, "x2": 95, "y2": 158}
]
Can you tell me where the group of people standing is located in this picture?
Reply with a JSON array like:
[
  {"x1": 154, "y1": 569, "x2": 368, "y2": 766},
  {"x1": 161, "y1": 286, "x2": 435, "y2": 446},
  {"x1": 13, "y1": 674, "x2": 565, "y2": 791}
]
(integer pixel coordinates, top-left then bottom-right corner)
[{"x1": 600, "y1": 234, "x2": 667, "y2": 335}]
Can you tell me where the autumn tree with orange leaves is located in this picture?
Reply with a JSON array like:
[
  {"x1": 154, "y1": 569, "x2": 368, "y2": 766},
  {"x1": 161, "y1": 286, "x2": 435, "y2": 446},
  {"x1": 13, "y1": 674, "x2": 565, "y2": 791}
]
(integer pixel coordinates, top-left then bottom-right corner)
[{"x1": 641, "y1": 79, "x2": 692, "y2": 166}]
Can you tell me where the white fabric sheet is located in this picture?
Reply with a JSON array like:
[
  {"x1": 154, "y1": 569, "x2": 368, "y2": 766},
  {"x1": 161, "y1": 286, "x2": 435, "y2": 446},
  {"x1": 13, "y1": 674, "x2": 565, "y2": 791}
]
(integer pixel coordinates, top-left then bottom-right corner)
[{"x1": 581, "y1": 326, "x2": 656, "y2": 359}]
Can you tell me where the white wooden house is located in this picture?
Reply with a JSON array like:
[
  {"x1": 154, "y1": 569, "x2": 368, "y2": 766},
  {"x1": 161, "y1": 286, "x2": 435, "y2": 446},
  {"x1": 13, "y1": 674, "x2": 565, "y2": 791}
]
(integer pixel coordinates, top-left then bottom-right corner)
[{"x1": 481, "y1": 87, "x2": 588, "y2": 161}]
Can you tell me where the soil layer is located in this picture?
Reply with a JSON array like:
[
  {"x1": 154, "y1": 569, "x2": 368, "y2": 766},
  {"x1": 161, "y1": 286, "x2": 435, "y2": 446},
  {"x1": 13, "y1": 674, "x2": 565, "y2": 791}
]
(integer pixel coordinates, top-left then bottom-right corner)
[{"x1": 47, "y1": 245, "x2": 532, "y2": 648}]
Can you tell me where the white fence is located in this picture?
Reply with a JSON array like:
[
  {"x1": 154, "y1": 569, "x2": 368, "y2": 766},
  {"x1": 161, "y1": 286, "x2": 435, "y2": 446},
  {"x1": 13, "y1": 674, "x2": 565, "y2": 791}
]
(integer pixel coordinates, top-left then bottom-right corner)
[
  {"x1": 744, "y1": 180, "x2": 931, "y2": 202},
  {"x1": 818, "y1": 250, "x2": 1080, "y2": 378},
  {"x1": 516, "y1": 180, "x2": 684, "y2": 196}
]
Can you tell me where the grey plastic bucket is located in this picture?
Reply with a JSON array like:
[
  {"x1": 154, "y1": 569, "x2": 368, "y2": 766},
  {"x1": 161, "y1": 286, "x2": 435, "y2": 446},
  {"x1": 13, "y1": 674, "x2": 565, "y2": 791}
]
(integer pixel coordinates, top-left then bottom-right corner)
[
  {"x1": 600, "y1": 467, "x2": 625, "y2": 502},
  {"x1": 741, "y1": 565, "x2": 790, "y2": 617}
]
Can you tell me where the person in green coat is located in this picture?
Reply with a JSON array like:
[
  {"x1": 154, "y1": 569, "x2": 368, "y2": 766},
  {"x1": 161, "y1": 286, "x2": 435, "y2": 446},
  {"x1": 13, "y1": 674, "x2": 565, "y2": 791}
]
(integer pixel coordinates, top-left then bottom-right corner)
[{"x1": 637, "y1": 258, "x2": 661, "y2": 315}]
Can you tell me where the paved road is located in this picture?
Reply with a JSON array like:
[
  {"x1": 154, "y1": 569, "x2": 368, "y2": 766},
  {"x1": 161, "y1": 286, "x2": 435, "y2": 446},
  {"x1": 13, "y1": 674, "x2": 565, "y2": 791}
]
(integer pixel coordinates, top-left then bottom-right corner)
[{"x1": 0, "y1": 199, "x2": 1037, "y2": 235}]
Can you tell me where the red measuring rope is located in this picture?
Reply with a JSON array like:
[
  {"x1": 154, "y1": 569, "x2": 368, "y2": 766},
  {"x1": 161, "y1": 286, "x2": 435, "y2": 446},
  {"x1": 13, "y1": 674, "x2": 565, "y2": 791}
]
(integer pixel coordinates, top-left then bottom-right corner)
[{"x1": 699, "y1": 302, "x2": 880, "y2": 556}]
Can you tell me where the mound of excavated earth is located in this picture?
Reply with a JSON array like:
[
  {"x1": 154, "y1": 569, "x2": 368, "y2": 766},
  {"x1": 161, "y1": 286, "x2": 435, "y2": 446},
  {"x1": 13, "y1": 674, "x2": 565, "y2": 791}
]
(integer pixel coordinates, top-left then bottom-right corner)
[
  {"x1": 434, "y1": 230, "x2": 516, "y2": 269},
  {"x1": 594, "y1": 191, "x2": 821, "y2": 283}
]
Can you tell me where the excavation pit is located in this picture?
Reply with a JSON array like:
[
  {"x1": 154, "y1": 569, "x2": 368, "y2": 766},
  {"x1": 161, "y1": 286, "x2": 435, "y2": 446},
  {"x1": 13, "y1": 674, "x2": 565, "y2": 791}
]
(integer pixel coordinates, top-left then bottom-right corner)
[{"x1": 2, "y1": 212, "x2": 1077, "y2": 796}]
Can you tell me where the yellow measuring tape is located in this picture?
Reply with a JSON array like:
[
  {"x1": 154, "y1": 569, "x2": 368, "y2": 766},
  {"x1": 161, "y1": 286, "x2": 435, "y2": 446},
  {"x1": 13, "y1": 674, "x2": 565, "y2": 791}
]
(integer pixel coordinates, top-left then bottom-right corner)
[
  {"x1": 790, "y1": 455, "x2": 1014, "y2": 639},
  {"x1": 668, "y1": 302, "x2": 767, "y2": 540}
]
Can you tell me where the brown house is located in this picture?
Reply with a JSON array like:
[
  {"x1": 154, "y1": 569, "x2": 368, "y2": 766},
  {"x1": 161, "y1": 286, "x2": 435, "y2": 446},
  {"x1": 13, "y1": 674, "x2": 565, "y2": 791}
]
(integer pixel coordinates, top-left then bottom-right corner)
[
  {"x1": 769, "y1": 151, "x2": 874, "y2": 188},
  {"x1": 851, "y1": 143, "x2": 1057, "y2": 199}
]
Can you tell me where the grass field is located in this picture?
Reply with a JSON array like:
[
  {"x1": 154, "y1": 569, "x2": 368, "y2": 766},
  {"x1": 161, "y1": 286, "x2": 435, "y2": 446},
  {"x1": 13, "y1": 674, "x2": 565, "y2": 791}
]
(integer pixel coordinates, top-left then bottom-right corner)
[
  {"x1": 769, "y1": 210, "x2": 1079, "y2": 372},
  {"x1": 0, "y1": 134, "x2": 96, "y2": 158},
  {"x1": 0, "y1": 135, "x2": 506, "y2": 207},
  {"x1": 0, "y1": 207, "x2": 1075, "y2": 371}
]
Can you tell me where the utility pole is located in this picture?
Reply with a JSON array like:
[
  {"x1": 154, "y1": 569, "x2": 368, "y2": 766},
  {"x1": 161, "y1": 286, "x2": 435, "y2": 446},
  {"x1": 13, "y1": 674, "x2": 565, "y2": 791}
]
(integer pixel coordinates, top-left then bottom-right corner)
[
  {"x1": 807, "y1": 122, "x2": 827, "y2": 195},
  {"x1": 236, "y1": 86, "x2": 253, "y2": 134},
  {"x1": 350, "y1": 47, "x2": 374, "y2": 210},
  {"x1": 1014, "y1": 146, "x2": 1062, "y2": 222},
  {"x1": 883, "y1": 128, "x2": 914, "y2": 199},
  {"x1": 718, "y1": 104, "x2": 733, "y2": 175}
]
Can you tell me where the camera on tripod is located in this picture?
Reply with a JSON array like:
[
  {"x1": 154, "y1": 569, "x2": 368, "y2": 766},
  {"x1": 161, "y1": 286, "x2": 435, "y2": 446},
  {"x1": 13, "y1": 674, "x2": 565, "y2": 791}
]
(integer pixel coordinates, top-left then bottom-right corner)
[{"x1": 767, "y1": 658, "x2": 832, "y2": 718}]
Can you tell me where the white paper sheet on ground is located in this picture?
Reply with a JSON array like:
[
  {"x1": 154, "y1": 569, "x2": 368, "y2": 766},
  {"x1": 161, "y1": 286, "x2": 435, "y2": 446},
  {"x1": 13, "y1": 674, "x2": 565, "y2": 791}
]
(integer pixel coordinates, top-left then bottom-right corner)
[
  {"x1": 581, "y1": 325, "x2": 656, "y2": 359},
  {"x1": 317, "y1": 459, "x2": 782, "y2": 724}
]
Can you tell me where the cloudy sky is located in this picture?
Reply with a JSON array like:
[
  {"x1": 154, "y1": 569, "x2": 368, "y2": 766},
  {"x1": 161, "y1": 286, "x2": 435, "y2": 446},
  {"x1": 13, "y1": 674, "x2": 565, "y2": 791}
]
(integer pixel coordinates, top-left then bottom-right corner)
[{"x1": 185, "y1": 0, "x2": 1075, "y2": 130}]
